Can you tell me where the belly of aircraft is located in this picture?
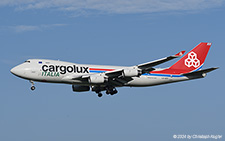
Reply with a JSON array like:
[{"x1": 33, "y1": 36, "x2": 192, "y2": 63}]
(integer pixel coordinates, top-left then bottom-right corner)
[{"x1": 127, "y1": 75, "x2": 188, "y2": 87}]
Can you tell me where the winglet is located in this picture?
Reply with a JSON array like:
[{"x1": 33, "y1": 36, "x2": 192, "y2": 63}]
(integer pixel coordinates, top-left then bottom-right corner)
[{"x1": 174, "y1": 51, "x2": 185, "y2": 57}]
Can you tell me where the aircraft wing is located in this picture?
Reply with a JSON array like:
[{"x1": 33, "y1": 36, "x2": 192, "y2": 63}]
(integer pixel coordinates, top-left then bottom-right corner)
[
  {"x1": 65, "y1": 50, "x2": 185, "y2": 86},
  {"x1": 105, "y1": 50, "x2": 185, "y2": 77}
]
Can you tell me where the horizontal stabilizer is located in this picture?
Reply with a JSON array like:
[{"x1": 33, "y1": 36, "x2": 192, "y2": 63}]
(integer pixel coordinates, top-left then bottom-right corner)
[{"x1": 182, "y1": 67, "x2": 218, "y2": 77}]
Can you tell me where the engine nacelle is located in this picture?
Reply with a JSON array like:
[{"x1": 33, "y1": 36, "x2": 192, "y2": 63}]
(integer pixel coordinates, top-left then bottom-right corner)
[
  {"x1": 123, "y1": 68, "x2": 140, "y2": 77},
  {"x1": 72, "y1": 85, "x2": 90, "y2": 92},
  {"x1": 89, "y1": 75, "x2": 105, "y2": 84}
]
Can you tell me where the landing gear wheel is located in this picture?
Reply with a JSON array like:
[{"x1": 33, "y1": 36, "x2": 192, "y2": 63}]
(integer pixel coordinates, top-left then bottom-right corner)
[
  {"x1": 106, "y1": 86, "x2": 117, "y2": 95},
  {"x1": 111, "y1": 89, "x2": 118, "y2": 95},
  {"x1": 31, "y1": 86, "x2": 35, "y2": 91},
  {"x1": 98, "y1": 93, "x2": 103, "y2": 97},
  {"x1": 109, "y1": 89, "x2": 118, "y2": 95},
  {"x1": 106, "y1": 90, "x2": 110, "y2": 95},
  {"x1": 114, "y1": 89, "x2": 118, "y2": 94}
]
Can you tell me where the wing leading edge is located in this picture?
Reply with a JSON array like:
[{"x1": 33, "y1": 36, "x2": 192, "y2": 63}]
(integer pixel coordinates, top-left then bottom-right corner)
[{"x1": 136, "y1": 51, "x2": 185, "y2": 73}]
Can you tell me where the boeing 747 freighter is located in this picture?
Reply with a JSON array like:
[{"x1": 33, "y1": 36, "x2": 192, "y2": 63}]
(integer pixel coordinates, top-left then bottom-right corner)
[{"x1": 11, "y1": 42, "x2": 218, "y2": 97}]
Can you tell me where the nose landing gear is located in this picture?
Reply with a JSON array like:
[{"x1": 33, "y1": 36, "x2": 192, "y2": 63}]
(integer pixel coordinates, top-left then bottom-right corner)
[
  {"x1": 30, "y1": 80, "x2": 35, "y2": 91},
  {"x1": 31, "y1": 86, "x2": 35, "y2": 90}
]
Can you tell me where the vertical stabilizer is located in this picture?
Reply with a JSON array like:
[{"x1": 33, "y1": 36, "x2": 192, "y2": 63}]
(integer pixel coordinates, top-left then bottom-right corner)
[{"x1": 169, "y1": 42, "x2": 211, "y2": 72}]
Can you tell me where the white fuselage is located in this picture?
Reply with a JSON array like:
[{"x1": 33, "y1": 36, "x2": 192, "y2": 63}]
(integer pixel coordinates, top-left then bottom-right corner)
[{"x1": 11, "y1": 59, "x2": 190, "y2": 87}]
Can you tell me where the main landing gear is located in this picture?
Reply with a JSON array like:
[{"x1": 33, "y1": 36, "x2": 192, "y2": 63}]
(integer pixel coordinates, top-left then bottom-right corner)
[
  {"x1": 30, "y1": 80, "x2": 35, "y2": 91},
  {"x1": 92, "y1": 87, "x2": 102, "y2": 97},
  {"x1": 106, "y1": 87, "x2": 118, "y2": 95},
  {"x1": 97, "y1": 92, "x2": 103, "y2": 98},
  {"x1": 92, "y1": 86, "x2": 118, "y2": 97}
]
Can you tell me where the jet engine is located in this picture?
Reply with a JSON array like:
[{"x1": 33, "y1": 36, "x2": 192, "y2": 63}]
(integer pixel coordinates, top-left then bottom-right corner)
[
  {"x1": 89, "y1": 75, "x2": 105, "y2": 84},
  {"x1": 72, "y1": 85, "x2": 90, "y2": 92},
  {"x1": 123, "y1": 68, "x2": 141, "y2": 77}
]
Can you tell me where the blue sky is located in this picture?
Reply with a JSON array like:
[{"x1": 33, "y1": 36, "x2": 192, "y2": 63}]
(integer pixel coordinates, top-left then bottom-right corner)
[{"x1": 0, "y1": 0, "x2": 224, "y2": 140}]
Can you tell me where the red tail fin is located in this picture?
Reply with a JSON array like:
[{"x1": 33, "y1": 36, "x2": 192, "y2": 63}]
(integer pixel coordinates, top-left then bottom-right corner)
[{"x1": 169, "y1": 42, "x2": 211, "y2": 72}]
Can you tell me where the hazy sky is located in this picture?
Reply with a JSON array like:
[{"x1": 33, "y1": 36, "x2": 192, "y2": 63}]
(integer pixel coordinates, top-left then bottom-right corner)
[{"x1": 0, "y1": 0, "x2": 224, "y2": 140}]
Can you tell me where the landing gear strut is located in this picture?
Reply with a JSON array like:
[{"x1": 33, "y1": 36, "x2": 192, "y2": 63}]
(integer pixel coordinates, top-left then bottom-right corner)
[{"x1": 30, "y1": 80, "x2": 35, "y2": 91}]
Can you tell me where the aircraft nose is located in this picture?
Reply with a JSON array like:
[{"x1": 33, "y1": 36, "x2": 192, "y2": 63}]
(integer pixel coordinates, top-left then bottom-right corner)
[
  {"x1": 10, "y1": 65, "x2": 25, "y2": 77},
  {"x1": 10, "y1": 66, "x2": 19, "y2": 75},
  {"x1": 10, "y1": 67, "x2": 17, "y2": 75}
]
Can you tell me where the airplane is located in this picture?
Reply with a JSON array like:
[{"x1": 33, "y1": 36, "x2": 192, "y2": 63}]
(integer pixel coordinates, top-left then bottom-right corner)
[{"x1": 10, "y1": 42, "x2": 218, "y2": 97}]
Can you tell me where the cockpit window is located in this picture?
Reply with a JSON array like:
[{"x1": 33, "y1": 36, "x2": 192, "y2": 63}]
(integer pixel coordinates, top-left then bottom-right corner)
[{"x1": 25, "y1": 60, "x2": 31, "y2": 63}]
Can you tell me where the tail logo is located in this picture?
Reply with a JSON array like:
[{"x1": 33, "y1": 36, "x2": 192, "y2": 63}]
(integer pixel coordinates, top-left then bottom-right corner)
[{"x1": 185, "y1": 52, "x2": 200, "y2": 68}]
